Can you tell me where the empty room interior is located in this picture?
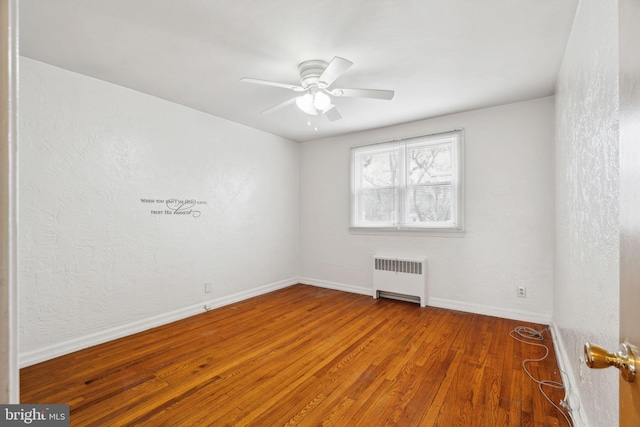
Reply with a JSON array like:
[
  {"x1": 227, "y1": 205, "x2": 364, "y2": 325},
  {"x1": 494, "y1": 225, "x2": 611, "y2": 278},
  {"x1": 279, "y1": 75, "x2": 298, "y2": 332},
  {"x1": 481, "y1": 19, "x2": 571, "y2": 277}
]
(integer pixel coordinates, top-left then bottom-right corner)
[{"x1": 1, "y1": 0, "x2": 633, "y2": 426}]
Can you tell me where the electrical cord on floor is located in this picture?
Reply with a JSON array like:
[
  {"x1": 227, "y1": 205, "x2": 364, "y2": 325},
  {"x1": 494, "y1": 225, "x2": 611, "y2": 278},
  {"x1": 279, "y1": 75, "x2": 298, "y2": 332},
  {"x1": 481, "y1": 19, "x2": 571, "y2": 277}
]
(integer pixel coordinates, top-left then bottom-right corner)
[{"x1": 510, "y1": 326, "x2": 575, "y2": 427}]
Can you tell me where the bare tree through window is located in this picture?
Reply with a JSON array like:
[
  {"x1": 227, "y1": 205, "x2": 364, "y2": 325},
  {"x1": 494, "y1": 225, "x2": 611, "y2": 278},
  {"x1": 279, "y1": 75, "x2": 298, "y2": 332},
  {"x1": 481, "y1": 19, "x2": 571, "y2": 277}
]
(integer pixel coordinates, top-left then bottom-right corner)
[
  {"x1": 352, "y1": 131, "x2": 462, "y2": 229},
  {"x1": 406, "y1": 144, "x2": 452, "y2": 223}
]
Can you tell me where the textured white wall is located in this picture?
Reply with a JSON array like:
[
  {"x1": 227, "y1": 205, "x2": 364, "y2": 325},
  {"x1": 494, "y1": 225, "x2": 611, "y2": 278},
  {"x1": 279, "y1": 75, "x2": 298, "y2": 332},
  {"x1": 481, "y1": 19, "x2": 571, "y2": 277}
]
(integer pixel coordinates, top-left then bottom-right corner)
[
  {"x1": 19, "y1": 58, "x2": 299, "y2": 361},
  {"x1": 554, "y1": 0, "x2": 620, "y2": 425},
  {"x1": 299, "y1": 97, "x2": 555, "y2": 322}
]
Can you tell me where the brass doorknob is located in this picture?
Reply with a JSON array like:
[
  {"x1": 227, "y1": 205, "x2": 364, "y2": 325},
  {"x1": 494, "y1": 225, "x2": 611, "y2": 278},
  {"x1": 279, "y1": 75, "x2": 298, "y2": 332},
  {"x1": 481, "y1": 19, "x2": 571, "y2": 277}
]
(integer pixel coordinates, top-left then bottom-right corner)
[{"x1": 584, "y1": 342, "x2": 638, "y2": 383}]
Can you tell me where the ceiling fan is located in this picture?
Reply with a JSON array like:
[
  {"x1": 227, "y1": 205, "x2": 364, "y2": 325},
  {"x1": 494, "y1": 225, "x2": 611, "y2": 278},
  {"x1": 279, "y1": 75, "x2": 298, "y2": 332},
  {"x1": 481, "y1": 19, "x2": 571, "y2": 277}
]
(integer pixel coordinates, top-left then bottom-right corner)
[{"x1": 240, "y1": 56, "x2": 394, "y2": 122}]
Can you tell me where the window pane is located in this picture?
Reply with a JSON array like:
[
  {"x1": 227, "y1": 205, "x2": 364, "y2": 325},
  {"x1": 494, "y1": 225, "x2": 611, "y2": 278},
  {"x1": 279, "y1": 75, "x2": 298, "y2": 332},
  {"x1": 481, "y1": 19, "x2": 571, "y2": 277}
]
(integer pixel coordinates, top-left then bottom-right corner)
[
  {"x1": 408, "y1": 144, "x2": 452, "y2": 184},
  {"x1": 351, "y1": 131, "x2": 462, "y2": 230},
  {"x1": 360, "y1": 151, "x2": 397, "y2": 188},
  {"x1": 405, "y1": 185, "x2": 452, "y2": 223},
  {"x1": 360, "y1": 188, "x2": 396, "y2": 223}
]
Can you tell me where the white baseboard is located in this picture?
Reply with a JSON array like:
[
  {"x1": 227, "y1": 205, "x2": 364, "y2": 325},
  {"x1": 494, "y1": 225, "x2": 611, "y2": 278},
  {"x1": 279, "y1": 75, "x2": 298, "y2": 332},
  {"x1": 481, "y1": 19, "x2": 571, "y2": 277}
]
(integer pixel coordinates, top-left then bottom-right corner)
[
  {"x1": 549, "y1": 321, "x2": 589, "y2": 427},
  {"x1": 300, "y1": 277, "x2": 551, "y2": 324},
  {"x1": 298, "y1": 277, "x2": 372, "y2": 296},
  {"x1": 19, "y1": 277, "x2": 298, "y2": 368},
  {"x1": 428, "y1": 297, "x2": 552, "y2": 324}
]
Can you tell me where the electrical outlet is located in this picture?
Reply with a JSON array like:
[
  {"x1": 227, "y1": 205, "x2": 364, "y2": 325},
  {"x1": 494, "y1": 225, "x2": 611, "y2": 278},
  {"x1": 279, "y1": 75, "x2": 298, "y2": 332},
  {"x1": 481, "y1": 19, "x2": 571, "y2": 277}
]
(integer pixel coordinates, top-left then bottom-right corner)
[
  {"x1": 517, "y1": 286, "x2": 526, "y2": 298},
  {"x1": 205, "y1": 282, "x2": 211, "y2": 293}
]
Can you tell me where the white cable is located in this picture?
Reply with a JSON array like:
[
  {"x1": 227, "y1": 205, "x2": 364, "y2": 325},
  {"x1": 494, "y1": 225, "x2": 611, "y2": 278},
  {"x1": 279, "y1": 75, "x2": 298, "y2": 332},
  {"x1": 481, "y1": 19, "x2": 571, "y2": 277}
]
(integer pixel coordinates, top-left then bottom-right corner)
[{"x1": 510, "y1": 326, "x2": 575, "y2": 427}]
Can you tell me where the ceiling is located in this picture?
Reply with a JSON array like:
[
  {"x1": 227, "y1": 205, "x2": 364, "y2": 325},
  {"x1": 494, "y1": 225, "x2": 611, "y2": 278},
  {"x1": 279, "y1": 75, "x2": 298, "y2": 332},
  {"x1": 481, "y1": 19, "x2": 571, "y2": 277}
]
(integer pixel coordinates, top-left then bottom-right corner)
[{"x1": 19, "y1": 0, "x2": 578, "y2": 143}]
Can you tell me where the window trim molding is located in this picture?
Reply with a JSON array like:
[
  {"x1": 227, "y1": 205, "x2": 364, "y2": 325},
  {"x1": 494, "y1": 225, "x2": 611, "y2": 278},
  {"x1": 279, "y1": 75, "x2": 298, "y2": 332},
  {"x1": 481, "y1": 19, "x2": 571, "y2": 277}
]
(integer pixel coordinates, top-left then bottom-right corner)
[
  {"x1": 350, "y1": 129, "x2": 465, "y2": 233},
  {"x1": 348, "y1": 227, "x2": 466, "y2": 237}
]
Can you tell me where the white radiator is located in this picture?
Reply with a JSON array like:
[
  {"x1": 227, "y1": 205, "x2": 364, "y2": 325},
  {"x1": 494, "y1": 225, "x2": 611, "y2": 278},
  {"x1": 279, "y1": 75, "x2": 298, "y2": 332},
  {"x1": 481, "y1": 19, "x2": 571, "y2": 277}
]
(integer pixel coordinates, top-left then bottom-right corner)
[{"x1": 373, "y1": 257, "x2": 427, "y2": 307}]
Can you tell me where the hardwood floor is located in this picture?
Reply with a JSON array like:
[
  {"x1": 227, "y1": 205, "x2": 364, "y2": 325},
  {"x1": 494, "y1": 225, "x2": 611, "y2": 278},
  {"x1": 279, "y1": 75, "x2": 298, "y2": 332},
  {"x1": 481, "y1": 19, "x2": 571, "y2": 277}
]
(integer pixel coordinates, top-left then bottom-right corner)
[{"x1": 21, "y1": 285, "x2": 570, "y2": 426}]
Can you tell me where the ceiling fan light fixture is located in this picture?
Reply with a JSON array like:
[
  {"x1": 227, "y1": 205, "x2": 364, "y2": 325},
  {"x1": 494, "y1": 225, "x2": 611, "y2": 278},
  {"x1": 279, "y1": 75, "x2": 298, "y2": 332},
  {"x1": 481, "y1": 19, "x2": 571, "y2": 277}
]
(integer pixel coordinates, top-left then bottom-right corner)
[
  {"x1": 313, "y1": 91, "x2": 331, "y2": 111},
  {"x1": 296, "y1": 90, "x2": 332, "y2": 116},
  {"x1": 295, "y1": 93, "x2": 318, "y2": 115}
]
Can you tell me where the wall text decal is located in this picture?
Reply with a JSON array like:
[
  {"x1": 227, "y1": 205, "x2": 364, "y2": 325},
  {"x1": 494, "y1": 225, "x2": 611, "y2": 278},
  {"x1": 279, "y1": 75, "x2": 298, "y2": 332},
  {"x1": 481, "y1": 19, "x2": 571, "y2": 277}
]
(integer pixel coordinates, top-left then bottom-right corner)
[{"x1": 140, "y1": 198, "x2": 206, "y2": 218}]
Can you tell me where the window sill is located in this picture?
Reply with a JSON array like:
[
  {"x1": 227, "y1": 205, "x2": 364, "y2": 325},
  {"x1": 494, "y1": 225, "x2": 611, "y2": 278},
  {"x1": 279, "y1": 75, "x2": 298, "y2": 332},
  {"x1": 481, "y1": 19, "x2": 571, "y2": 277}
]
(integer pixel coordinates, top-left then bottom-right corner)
[{"x1": 348, "y1": 227, "x2": 465, "y2": 237}]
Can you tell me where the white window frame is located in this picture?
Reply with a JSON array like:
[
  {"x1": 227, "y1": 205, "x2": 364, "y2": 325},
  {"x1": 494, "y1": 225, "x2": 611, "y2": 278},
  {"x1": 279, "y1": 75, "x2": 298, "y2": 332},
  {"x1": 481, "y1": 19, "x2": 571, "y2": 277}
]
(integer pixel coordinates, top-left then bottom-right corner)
[{"x1": 350, "y1": 130, "x2": 464, "y2": 234}]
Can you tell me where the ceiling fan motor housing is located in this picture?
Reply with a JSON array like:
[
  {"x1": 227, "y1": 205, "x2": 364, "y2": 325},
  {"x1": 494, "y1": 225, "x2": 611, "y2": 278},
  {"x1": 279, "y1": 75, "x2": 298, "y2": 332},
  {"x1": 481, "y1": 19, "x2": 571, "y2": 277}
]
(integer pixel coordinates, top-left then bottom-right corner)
[{"x1": 298, "y1": 60, "x2": 329, "y2": 89}]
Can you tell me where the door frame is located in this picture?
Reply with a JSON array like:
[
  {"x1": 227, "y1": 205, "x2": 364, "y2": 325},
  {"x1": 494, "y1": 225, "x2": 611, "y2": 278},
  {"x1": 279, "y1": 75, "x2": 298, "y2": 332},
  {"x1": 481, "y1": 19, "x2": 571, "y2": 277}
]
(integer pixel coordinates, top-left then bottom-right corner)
[
  {"x1": 618, "y1": 0, "x2": 640, "y2": 424},
  {"x1": 0, "y1": 0, "x2": 18, "y2": 404}
]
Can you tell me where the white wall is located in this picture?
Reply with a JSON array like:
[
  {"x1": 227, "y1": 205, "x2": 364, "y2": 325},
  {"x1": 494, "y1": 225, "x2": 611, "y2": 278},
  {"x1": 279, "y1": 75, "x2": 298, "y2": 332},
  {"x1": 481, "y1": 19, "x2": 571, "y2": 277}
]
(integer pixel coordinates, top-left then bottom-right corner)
[
  {"x1": 299, "y1": 97, "x2": 555, "y2": 323},
  {"x1": 554, "y1": 0, "x2": 620, "y2": 425},
  {"x1": 19, "y1": 58, "x2": 299, "y2": 365}
]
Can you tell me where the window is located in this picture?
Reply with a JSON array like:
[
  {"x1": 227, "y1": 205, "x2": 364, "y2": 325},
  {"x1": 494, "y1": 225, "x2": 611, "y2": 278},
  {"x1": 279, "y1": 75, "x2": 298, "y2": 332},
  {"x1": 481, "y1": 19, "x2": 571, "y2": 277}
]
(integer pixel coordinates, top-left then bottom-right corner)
[{"x1": 350, "y1": 130, "x2": 463, "y2": 231}]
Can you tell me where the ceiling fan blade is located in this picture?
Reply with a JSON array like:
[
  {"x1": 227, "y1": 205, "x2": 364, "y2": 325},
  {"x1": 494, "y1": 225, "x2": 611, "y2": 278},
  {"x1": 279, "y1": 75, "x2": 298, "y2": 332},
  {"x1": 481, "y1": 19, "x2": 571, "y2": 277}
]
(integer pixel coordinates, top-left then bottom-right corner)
[
  {"x1": 318, "y1": 57, "x2": 353, "y2": 88},
  {"x1": 331, "y1": 88, "x2": 395, "y2": 100},
  {"x1": 261, "y1": 97, "x2": 298, "y2": 114},
  {"x1": 240, "y1": 77, "x2": 305, "y2": 92},
  {"x1": 324, "y1": 105, "x2": 342, "y2": 122}
]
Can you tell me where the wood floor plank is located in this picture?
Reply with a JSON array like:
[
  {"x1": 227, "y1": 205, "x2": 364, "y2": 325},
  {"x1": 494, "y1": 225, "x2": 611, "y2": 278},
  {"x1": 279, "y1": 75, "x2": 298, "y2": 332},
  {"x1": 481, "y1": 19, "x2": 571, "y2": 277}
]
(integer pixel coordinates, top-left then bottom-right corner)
[{"x1": 20, "y1": 285, "x2": 571, "y2": 426}]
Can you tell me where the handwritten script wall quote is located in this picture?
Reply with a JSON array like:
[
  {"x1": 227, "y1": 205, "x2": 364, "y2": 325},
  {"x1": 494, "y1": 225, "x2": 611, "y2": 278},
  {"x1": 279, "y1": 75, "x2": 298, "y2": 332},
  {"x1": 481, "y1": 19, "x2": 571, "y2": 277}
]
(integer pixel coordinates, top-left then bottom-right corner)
[{"x1": 140, "y1": 198, "x2": 206, "y2": 218}]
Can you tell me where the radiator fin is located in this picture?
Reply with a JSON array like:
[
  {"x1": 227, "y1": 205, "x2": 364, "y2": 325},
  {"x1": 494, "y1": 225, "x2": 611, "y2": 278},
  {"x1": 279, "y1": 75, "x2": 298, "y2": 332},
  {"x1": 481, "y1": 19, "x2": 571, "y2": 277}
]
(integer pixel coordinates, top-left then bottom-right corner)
[{"x1": 374, "y1": 258, "x2": 422, "y2": 275}]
